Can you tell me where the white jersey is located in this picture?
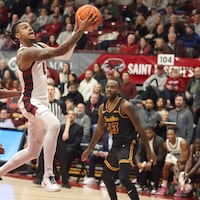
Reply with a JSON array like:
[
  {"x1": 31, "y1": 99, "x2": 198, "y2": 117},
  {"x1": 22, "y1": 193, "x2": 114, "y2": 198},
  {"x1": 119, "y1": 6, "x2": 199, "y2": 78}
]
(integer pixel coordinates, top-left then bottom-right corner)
[
  {"x1": 17, "y1": 43, "x2": 49, "y2": 116},
  {"x1": 166, "y1": 137, "x2": 183, "y2": 159}
]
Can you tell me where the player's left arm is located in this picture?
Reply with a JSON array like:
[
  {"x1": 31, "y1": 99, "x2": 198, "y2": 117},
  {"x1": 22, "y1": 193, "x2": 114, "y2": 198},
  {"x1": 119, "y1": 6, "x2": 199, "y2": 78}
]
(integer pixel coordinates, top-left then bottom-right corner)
[
  {"x1": 178, "y1": 139, "x2": 189, "y2": 164},
  {"x1": 122, "y1": 100, "x2": 146, "y2": 138}
]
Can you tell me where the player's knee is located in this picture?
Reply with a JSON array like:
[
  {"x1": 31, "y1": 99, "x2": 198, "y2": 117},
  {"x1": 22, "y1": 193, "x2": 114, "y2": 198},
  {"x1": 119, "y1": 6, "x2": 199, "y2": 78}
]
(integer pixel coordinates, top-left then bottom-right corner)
[
  {"x1": 101, "y1": 169, "x2": 110, "y2": 182},
  {"x1": 29, "y1": 148, "x2": 41, "y2": 159},
  {"x1": 119, "y1": 173, "x2": 129, "y2": 185}
]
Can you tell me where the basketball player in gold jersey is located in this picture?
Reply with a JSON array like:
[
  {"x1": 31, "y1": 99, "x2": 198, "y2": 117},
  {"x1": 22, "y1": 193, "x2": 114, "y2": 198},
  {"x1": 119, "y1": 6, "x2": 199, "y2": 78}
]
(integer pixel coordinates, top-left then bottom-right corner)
[{"x1": 82, "y1": 79, "x2": 156, "y2": 200}]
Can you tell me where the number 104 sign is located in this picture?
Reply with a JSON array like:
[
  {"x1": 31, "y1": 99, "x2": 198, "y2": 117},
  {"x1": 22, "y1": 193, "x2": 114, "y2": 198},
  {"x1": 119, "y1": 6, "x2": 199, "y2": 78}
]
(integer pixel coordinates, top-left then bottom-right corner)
[{"x1": 157, "y1": 54, "x2": 175, "y2": 65}]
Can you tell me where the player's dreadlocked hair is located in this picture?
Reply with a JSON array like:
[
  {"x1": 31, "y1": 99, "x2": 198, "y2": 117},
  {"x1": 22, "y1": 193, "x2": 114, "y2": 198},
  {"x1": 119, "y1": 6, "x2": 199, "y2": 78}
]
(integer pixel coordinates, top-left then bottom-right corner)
[{"x1": 9, "y1": 21, "x2": 24, "y2": 45}]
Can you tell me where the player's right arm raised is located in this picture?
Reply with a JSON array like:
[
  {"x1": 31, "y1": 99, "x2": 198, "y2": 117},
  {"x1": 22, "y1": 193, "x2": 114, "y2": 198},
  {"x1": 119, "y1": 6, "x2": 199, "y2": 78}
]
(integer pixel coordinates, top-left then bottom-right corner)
[{"x1": 17, "y1": 13, "x2": 97, "y2": 71}]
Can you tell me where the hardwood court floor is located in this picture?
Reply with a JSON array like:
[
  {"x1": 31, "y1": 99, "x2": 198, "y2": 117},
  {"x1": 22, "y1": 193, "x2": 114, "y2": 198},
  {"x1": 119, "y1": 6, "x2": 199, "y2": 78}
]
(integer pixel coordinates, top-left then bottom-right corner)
[{"x1": 0, "y1": 176, "x2": 194, "y2": 200}]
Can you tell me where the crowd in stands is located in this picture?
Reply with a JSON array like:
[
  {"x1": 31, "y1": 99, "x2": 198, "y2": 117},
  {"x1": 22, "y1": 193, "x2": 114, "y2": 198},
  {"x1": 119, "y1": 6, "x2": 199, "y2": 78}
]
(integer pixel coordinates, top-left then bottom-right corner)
[
  {"x1": 0, "y1": 55, "x2": 200, "y2": 197},
  {"x1": 0, "y1": 0, "x2": 200, "y2": 199},
  {"x1": 0, "y1": 0, "x2": 200, "y2": 57}
]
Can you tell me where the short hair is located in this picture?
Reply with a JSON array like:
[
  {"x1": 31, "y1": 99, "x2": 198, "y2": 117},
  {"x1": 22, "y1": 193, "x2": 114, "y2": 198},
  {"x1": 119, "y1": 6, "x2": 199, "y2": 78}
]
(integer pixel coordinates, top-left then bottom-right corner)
[
  {"x1": 10, "y1": 21, "x2": 24, "y2": 44},
  {"x1": 145, "y1": 126, "x2": 155, "y2": 132}
]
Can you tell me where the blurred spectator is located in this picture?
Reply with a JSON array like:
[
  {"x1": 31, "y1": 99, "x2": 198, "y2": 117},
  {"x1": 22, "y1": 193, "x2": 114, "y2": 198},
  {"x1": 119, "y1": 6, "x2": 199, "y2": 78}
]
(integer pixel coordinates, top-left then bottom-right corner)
[
  {"x1": 92, "y1": 83, "x2": 105, "y2": 104},
  {"x1": 64, "y1": 98, "x2": 76, "y2": 113},
  {"x1": 135, "y1": 37, "x2": 151, "y2": 55},
  {"x1": 152, "y1": 24, "x2": 168, "y2": 44},
  {"x1": 155, "y1": 0, "x2": 169, "y2": 12},
  {"x1": 56, "y1": 23, "x2": 73, "y2": 45},
  {"x1": 192, "y1": 12, "x2": 200, "y2": 35},
  {"x1": 61, "y1": 81, "x2": 84, "y2": 106},
  {"x1": 56, "y1": 109, "x2": 83, "y2": 188},
  {"x1": 152, "y1": 37, "x2": 166, "y2": 55},
  {"x1": 133, "y1": 15, "x2": 149, "y2": 39},
  {"x1": 113, "y1": 69, "x2": 122, "y2": 84},
  {"x1": 11, "y1": 79, "x2": 21, "y2": 91},
  {"x1": 156, "y1": 128, "x2": 189, "y2": 197},
  {"x1": 137, "y1": 98, "x2": 162, "y2": 134},
  {"x1": 0, "y1": 34, "x2": 15, "y2": 50},
  {"x1": 164, "y1": 14, "x2": 185, "y2": 39},
  {"x1": 158, "y1": 109, "x2": 169, "y2": 141},
  {"x1": 9, "y1": 0, "x2": 27, "y2": 18},
  {"x1": 83, "y1": 132, "x2": 113, "y2": 186},
  {"x1": 92, "y1": 63, "x2": 107, "y2": 87},
  {"x1": 85, "y1": 92, "x2": 101, "y2": 133},
  {"x1": 42, "y1": 15, "x2": 62, "y2": 40},
  {"x1": 156, "y1": 97, "x2": 167, "y2": 114},
  {"x1": 145, "y1": 7, "x2": 159, "y2": 33},
  {"x1": 168, "y1": 94, "x2": 194, "y2": 144},
  {"x1": 142, "y1": 65, "x2": 167, "y2": 101},
  {"x1": 105, "y1": 69, "x2": 114, "y2": 81},
  {"x1": 119, "y1": 33, "x2": 138, "y2": 54},
  {"x1": 120, "y1": 71, "x2": 137, "y2": 100},
  {"x1": 0, "y1": 59, "x2": 16, "y2": 80},
  {"x1": 47, "y1": 78, "x2": 61, "y2": 100},
  {"x1": 181, "y1": 24, "x2": 200, "y2": 58},
  {"x1": 0, "y1": 106, "x2": 15, "y2": 129},
  {"x1": 32, "y1": 8, "x2": 48, "y2": 32},
  {"x1": 78, "y1": 70, "x2": 98, "y2": 102},
  {"x1": 46, "y1": 34, "x2": 59, "y2": 47},
  {"x1": 35, "y1": 0, "x2": 51, "y2": 16},
  {"x1": 161, "y1": 3, "x2": 174, "y2": 25},
  {"x1": 60, "y1": 72, "x2": 79, "y2": 96},
  {"x1": 63, "y1": 3, "x2": 75, "y2": 25},
  {"x1": 135, "y1": 126, "x2": 165, "y2": 194},
  {"x1": 136, "y1": 0, "x2": 149, "y2": 17},
  {"x1": 59, "y1": 62, "x2": 71, "y2": 84},
  {"x1": 151, "y1": 14, "x2": 163, "y2": 36},
  {"x1": 1, "y1": 69, "x2": 14, "y2": 89},
  {"x1": 75, "y1": 103, "x2": 91, "y2": 144},
  {"x1": 50, "y1": 0, "x2": 60, "y2": 12},
  {"x1": 185, "y1": 67, "x2": 200, "y2": 107},
  {"x1": 61, "y1": 15, "x2": 73, "y2": 31},
  {"x1": 26, "y1": 12, "x2": 37, "y2": 27},
  {"x1": 20, "y1": 6, "x2": 35, "y2": 22},
  {"x1": 100, "y1": 0, "x2": 119, "y2": 25},
  {"x1": 0, "y1": 0, "x2": 8, "y2": 32},
  {"x1": 5, "y1": 13, "x2": 19, "y2": 34},
  {"x1": 164, "y1": 68, "x2": 185, "y2": 107},
  {"x1": 165, "y1": 32, "x2": 185, "y2": 57},
  {"x1": 47, "y1": 5, "x2": 63, "y2": 24}
]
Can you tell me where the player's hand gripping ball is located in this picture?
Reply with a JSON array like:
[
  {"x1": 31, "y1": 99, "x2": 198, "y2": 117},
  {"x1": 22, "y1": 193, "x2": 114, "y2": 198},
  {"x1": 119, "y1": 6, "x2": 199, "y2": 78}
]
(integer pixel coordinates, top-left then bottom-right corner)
[{"x1": 75, "y1": 4, "x2": 102, "y2": 32}]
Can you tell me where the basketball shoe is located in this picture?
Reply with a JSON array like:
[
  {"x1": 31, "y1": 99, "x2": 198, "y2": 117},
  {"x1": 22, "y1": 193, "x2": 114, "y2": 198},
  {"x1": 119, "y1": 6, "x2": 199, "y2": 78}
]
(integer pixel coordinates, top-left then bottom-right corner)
[{"x1": 41, "y1": 176, "x2": 60, "y2": 192}]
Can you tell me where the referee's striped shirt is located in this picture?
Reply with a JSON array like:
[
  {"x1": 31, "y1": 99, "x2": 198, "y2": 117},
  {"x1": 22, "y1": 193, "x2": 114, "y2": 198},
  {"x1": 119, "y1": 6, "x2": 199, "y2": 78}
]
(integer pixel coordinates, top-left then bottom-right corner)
[{"x1": 48, "y1": 99, "x2": 66, "y2": 125}]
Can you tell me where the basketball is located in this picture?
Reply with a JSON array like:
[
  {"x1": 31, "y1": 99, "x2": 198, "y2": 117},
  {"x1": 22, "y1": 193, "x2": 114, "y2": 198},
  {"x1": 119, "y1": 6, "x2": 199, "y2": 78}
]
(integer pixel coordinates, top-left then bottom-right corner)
[{"x1": 75, "y1": 4, "x2": 101, "y2": 32}]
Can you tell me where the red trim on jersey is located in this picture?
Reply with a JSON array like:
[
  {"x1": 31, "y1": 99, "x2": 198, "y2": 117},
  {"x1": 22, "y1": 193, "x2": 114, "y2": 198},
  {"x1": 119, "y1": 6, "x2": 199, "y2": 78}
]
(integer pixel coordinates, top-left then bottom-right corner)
[
  {"x1": 22, "y1": 66, "x2": 38, "y2": 115},
  {"x1": 22, "y1": 96, "x2": 38, "y2": 115}
]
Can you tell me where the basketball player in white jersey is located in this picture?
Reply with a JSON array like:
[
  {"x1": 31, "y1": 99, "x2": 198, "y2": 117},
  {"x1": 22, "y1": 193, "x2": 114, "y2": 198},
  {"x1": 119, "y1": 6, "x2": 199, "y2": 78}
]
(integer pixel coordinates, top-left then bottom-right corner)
[
  {"x1": 156, "y1": 128, "x2": 189, "y2": 196},
  {"x1": 0, "y1": 14, "x2": 97, "y2": 192}
]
